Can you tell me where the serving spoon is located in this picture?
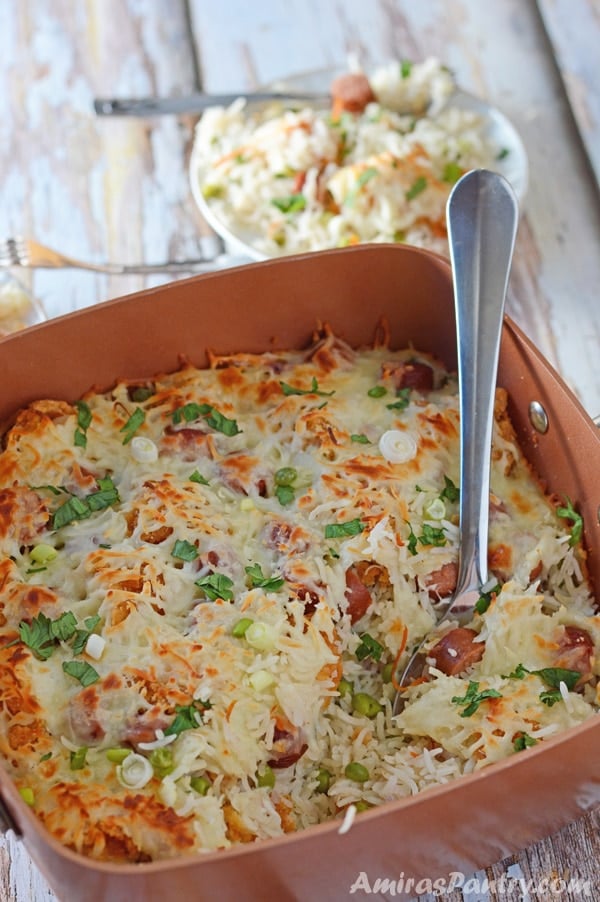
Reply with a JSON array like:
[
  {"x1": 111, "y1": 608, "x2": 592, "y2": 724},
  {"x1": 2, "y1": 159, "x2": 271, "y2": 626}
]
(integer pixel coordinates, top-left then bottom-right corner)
[{"x1": 392, "y1": 169, "x2": 519, "y2": 715}]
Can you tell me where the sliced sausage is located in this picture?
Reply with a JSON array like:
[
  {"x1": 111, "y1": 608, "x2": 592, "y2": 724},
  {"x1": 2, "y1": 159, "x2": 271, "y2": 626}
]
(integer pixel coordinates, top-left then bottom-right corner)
[
  {"x1": 68, "y1": 687, "x2": 106, "y2": 744},
  {"x1": 344, "y1": 565, "x2": 372, "y2": 623},
  {"x1": 428, "y1": 627, "x2": 485, "y2": 676},
  {"x1": 555, "y1": 626, "x2": 594, "y2": 686},
  {"x1": 423, "y1": 561, "x2": 458, "y2": 600},
  {"x1": 386, "y1": 360, "x2": 434, "y2": 392},
  {"x1": 267, "y1": 719, "x2": 308, "y2": 769},
  {"x1": 330, "y1": 72, "x2": 376, "y2": 114}
]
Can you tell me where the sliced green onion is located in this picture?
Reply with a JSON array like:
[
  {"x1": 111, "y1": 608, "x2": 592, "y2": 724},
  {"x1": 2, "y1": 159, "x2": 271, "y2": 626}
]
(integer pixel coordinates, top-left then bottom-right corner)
[
  {"x1": 70, "y1": 747, "x2": 88, "y2": 770},
  {"x1": 274, "y1": 467, "x2": 297, "y2": 486},
  {"x1": 248, "y1": 669, "x2": 276, "y2": 692},
  {"x1": 245, "y1": 621, "x2": 277, "y2": 651},
  {"x1": 232, "y1": 617, "x2": 254, "y2": 638},
  {"x1": 116, "y1": 753, "x2": 153, "y2": 789},
  {"x1": 424, "y1": 498, "x2": 446, "y2": 520},
  {"x1": 149, "y1": 747, "x2": 174, "y2": 778}
]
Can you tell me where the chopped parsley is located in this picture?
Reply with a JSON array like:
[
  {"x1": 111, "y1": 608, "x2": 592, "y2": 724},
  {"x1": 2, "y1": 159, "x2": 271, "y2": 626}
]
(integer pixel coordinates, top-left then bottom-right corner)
[
  {"x1": 355, "y1": 633, "x2": 384, "y2": 662},
  {"x1": 534, "y1": 667, "x2": 581, "y2": 691},
  {"x1": 189, "y1": 470, "x2": 209, "y2": 485},
  {"x1": 504, "y1": 662, "x2": 530, "y2": 680},
  {"x1": 556, "y1": 497, "x2": 583, "y2": 547},
  {"x1": 451, "y1": 681, "x2": 502, "y2": 717},
  {"x1": 62, "y1": 660, "x2": 100, "y2": 687},
  {"x1": 120, "y1": 407, "x2": 146, "y2": 444},
  {"x1": 350, "y1": 433, "x2": 371, "y2": 444},
  {"x1": 164, "y1": 701, "x2": 210, "y2": 737},
  {"x1": 418, "y1": 523, "x2": 447, "y2": 547},
  {"x1": 279, "y1": 377, "x2": 334, "y2": 397},
  {"x1": 195, "y1": 572, "x2": 234, "y2": 601},
  {"x1": 17, "y1": 611, "x2": 102, "y2": 661},
  {"x1": 74, "y1": 401, "x2": 92, "y2": 449},
  {"x1": 346, "y1": 166, "x2": 378, "y2": 205},
  {"x1": 271, "y1": 193, "x2": 306, "y2": 214},
  {"x1": 406, "y1": 522, "x2": 418, "y2": 556},
  {"x1": 513, "y1": 732, "x2": 537, "y2": 752},
  {"x1": 442, "y1": 161, "x2": 462, "y2": 184},
  {"x1": 172, "y1": 402, "x2": 241, "y2": 436},
  {"x1": 245, "y1": 563, "x2": 285, "y2": 592},
  {"x1": 386, "y1": 388, "x2": 411, "y2": 411},
  {"x1": 496, "y1": 147, "x2": 510, "y2": 160},
  {"x1": 504, "y1": 663, "x2": 580, "y2": 692},
  {"x1": 172, "y1": 539, "x2": 199, "y2": 562},
  {"x1": 71, "y1": 615, "x2": 102, "y2": 656},
  {"x1": 440, "y1": 475, "x2": 460, "y2": 503},
  {"x1": 400, "y1": 59, "x2": 412, "y2": 79},
  {"x1": 129, "y1": 385, "x2": 155, "y2": 403},
  {"x1": 17, "y1": 612, "x2": 75, "y2": 660},
  {"x1": 52, "y1": 477, "x2": 120, "y2": 529},
  {"x1": 324, "y1": 518, "x2": 365, "y2": 539},
  {"x1": 475, "y1": 583, "x2": 501, "y2": 615},
  {"x1": 367, "y1": 385, "x2": 387, "y2": 398},
  {"x1": 540, "y1": 689, "x2": 562, "y2": 707}
]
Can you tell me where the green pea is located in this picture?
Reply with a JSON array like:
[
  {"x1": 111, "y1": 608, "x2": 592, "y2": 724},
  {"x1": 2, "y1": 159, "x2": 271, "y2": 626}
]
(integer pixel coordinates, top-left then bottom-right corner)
[
  {"x1": 106, "y1": 748, "x2": 131, "y2": 764},
  {"x1": 381, "y1": 662, "x2": 394, "y2": 683},
  {"x1": 19, "y1": 787, "x2": 35, "y2": 806},
  {"x1": 315, "y1": 767, "x2": 331, "y2": 794},
  {"x1": 354, "y1": 800, "x2": 371, "y2": 812},
  {"x1": 256, "y1": 765, "x2": 275, "y2": 788},
  {"x1": 232, "y1": 617, "x2": 254, "y2": 638},
  {"x1": 338, "y1": 677, "x2": 353, "y2": 698},
  {"x1": 351, "y1": 692, "x2": 383, "y2": 718},
  {"x1": 274, "y1": 467, "x2": 297, "y2": 486},
  {"x1": 190, "y1": 775, "x2": 211, "y2": 795},
  {"x1": 345, "y1": 762, "x2": 369, "y2": 783}
]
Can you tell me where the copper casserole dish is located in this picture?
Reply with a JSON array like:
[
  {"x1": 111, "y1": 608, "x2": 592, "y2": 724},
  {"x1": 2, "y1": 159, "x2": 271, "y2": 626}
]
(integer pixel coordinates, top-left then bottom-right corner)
[{"x1": 0, "y1": 245, "x2": 598, "y2": 901}]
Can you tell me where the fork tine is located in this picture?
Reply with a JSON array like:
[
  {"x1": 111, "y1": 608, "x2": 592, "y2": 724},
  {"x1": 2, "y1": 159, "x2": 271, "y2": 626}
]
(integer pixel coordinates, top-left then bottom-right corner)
[{"x1": 0, "y1": 237, "x2": 24, "y2": 267}]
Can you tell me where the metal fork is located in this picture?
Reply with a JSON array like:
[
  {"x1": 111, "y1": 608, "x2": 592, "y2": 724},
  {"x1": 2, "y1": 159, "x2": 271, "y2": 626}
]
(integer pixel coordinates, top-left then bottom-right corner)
[{"x1": 0, "y1": 236, "x2": 241, "y2": 275}]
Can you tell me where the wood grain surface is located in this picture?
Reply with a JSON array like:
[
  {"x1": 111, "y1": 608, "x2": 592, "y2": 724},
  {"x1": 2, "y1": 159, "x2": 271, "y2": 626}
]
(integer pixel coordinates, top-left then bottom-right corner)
[{"x1": 1, "y1": 1, "x2": 599, "y2": 900}]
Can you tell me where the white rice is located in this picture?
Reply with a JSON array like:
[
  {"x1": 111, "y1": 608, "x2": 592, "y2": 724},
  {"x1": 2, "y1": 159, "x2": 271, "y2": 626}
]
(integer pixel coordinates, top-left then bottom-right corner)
[{"x1": 192, "y1": 58, "x2": 502, "y2": 257}]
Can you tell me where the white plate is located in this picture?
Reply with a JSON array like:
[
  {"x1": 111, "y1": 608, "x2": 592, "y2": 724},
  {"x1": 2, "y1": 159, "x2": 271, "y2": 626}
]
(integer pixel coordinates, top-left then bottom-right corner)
[{"x1": 190, "y1": 68, "x2": 528, "y2": 262}]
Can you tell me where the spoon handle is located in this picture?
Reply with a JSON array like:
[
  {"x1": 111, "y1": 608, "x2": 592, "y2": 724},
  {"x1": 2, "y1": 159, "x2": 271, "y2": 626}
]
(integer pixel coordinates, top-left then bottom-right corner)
[{"x1": 447, "y1": 169, "x2": 519, "y2": 613}]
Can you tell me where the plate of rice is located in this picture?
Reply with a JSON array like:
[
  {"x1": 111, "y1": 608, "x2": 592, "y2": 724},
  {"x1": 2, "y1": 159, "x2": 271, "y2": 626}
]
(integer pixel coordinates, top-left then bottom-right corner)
[{"x1": 190, "y1": 58, "x2": 528, "y2": 260}]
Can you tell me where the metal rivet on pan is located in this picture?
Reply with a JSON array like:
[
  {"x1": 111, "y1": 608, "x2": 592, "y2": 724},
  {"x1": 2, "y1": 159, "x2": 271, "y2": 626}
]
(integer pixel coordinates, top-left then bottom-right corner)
[{"x1": 528, "y1": 401, "x2": 548, "y2": 434}]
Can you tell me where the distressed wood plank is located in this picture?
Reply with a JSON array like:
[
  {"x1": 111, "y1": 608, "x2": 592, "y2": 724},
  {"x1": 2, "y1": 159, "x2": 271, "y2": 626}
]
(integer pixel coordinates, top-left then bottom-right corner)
[
  {"x1": 0, "y1": 0, "x2": 198, "y2": 898},
  {"x1": 188, "y1": 0, "x2": 600, "y2": 417},
  {"x1": 0, "y1": 0, "x2": 203, "y2": 323},
  {"x1": 537, "y1": 0, "x2": 600, "y2": 187}
]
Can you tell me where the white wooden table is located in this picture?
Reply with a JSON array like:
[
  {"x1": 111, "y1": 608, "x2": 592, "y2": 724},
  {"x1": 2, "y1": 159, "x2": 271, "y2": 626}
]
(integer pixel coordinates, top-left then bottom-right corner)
[{"x1": 1, "y1": 1, "x2": 599, "y2": 899}]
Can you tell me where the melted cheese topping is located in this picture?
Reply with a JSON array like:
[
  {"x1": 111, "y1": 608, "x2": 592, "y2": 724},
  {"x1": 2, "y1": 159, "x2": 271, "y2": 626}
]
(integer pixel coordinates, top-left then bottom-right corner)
[{"x1": 0, "y1": 330, "x2": 597, "y2": 862}]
